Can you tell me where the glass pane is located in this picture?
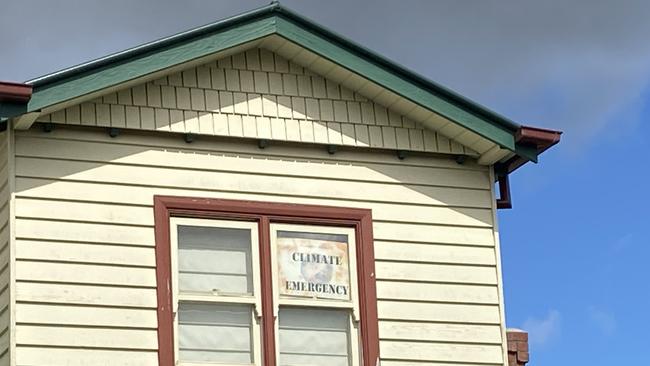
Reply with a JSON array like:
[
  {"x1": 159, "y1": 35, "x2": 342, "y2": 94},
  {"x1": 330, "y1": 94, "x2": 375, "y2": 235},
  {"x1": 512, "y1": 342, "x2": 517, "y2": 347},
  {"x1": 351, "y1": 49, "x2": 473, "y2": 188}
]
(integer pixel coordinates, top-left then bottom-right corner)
[
  {"x1": 178, "y1": 302, "x2": 253, "y2": 364},
  {"x1": 279, "y1": 308, "x2": 350, "y2": 366},
  {"x1": 178, "y1": 225, "x2": 253, "y2": 295},
  {"x1": 276, "y1": 230, "x2": 351, "y2": 301}
]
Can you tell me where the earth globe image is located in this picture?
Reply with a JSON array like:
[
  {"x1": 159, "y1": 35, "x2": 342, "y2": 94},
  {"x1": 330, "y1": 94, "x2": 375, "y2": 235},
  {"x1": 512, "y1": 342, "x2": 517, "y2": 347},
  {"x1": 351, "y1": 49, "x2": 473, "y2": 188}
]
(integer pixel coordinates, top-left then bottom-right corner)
[{"x1": 300, "y1": 256, "x2": 334, "y2": 284}]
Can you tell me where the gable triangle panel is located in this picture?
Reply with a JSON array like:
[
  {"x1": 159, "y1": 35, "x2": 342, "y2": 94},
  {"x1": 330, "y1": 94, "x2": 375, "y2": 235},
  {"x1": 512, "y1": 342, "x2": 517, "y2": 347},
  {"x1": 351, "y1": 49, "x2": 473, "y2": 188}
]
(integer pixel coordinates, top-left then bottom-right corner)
[{"x1": 39, "y1": 48, "x2": 478, "y2": 157}]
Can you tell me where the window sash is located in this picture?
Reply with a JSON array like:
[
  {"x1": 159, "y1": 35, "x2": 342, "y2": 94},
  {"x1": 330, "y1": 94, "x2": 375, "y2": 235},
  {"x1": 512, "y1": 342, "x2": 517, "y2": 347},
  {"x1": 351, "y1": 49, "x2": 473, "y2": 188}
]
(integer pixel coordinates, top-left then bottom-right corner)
[
  {"x1": 269, "y1": 224, "x2": 360, "y2": 314},
  {"x1": 269, "y1": 223, "x2": 361, "y2": 366},
  {"x1": 171, "y1": 217, "x2": 263, "y2": 366}
]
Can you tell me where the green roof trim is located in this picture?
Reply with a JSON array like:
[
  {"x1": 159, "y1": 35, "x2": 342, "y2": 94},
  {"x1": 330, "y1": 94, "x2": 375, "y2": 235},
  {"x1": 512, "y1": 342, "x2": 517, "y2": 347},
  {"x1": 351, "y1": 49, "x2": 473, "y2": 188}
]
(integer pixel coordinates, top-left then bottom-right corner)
[
  {"x1": 274, "y1": 16, "x2": 517, "y2": 152},
  {"x1": 1, "y1": 2, "x2": 540, "y2": 162},
  {"x1": 27, "y1": 16, "x2": 276, "y2": 112}
]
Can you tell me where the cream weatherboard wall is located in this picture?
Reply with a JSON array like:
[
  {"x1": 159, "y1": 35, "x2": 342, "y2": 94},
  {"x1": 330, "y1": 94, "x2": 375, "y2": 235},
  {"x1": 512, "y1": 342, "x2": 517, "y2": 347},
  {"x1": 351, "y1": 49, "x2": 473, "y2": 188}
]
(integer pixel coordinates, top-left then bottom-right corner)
[
  {"x1": 8, "y1": 47, "x2": 510, "y2": 366},
  {"x1": 11, "y1": 127, "x2": 507, "y2": 366},
  {"x1": 0, "y1": 130, "x2": 10, "y2": 366}
]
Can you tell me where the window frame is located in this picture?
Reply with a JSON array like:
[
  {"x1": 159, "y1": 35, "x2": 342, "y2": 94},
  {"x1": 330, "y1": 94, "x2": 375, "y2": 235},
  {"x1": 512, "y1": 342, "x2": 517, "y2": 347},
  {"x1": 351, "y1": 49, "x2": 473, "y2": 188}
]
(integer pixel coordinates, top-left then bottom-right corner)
[{"x1": 154, "y1": 196, "x2": 379, "y2": 366}]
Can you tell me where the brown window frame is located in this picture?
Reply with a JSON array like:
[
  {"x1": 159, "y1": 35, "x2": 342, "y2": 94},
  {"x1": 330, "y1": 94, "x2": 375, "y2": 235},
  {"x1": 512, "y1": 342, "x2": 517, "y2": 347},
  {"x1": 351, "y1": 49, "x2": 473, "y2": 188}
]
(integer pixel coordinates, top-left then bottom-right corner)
[{"x1": 154, "y1": 195, "x2": 379, "y2": 366}]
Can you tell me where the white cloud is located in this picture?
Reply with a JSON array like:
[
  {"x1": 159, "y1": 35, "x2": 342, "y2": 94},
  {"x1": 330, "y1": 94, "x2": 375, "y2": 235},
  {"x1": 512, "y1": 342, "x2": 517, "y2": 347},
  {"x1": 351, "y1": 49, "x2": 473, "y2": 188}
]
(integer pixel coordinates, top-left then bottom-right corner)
[
  {"x1": 522, "y1": 309, "x2": 561, "y2": 346},
  {"x1": 588, "y1": 306, "x2": 617, "y2": 336}
]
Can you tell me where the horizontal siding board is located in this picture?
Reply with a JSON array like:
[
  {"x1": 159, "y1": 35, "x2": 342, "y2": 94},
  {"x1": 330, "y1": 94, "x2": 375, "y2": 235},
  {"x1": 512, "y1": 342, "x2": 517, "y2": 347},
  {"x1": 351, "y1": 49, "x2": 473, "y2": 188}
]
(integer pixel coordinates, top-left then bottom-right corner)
[
  {"x1": 15, "y1": 198, "x2": 153, "y2": 226},
  {"x1": 16, "y1": 347, "x2": 158, "y2": 366},
  {"x1": 0, "y1": 312, "x2": 7, "y2": 334},
  {"x1": 16, "y1": 326, "x2": 158, "y2": 349},
  {"x1": 0, "y1": 332, "x2": 6, "y2": 359},
  {"x1": 0, "y1": 269, "x2": 7, "y2": 290},
  {"x1": 16, "y1": 282, "x2": 157, "y2": 308},
  {"x1": 16, "y1": 304, "x2": 157, "y2": 328},
  {"x1": 0, "y1": 246, "x2": 7, "y2": 269},
  {"x1": 374, "y1": 241, "x2": 496, "y2": 266},
  {"x1": 378, "y1": 321, "x2": 502, "y2": 344},
  {"x1": 0, "y1": 289, "x2": 7, "y2": 313},
  {"x1": 15, "y1": 218, "x2": 153, "y2": 246},
  {"x1": 376, "y1": 281, "x2": 499, "y2": 304},
  {"x1": 375, "y1": 261, "x2": 497, "y2": 285},
  {"x1": 16, "y1": 261, "x2": 156, "y2": 287},
  {"x1": 380, "y1": 340, "x2": 502, "y2": 364},
  {"x1": 377, "y1": 301, "x2": 500, "y2": 324},
  {"x1": 15, "y1": 240, "x2": 155, "y2": 267},
  {"x1": 374, "y1": 222, "x2": 494, "y2": 246}
]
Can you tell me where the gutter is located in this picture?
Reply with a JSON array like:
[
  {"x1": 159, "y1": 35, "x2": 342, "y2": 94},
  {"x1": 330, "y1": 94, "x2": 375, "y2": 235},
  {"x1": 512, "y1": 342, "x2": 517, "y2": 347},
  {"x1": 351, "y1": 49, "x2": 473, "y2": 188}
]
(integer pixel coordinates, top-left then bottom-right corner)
[
  {"x1": 0, "y1": 81, "x2": 33, "y2": 103},
  {"x1": 495, "y1": 125, "x2": 562, "y2": 209},
  {"x1": 0, "y1": 81, "x2": 33, "y2": 125}
]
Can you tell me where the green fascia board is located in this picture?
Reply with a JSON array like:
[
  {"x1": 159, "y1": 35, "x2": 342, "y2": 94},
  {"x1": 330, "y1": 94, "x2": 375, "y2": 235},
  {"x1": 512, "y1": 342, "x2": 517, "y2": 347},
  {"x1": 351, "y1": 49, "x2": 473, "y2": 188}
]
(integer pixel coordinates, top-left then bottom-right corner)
[
  {"x1": 274, "y1": 16, "x2": 518, "y2": 153},
  {"x1": 1, "y1": 3, "x2": 539, "y2": 162},
  {"x1": 26, "y1": 17, "x2": 276, "y2": 112},
  {"x1": 515, "y1": 143, "x2": 538, "y2": 164},
  {"x1": 0, "y1": 102, "x2": 27, "y2": 121}
]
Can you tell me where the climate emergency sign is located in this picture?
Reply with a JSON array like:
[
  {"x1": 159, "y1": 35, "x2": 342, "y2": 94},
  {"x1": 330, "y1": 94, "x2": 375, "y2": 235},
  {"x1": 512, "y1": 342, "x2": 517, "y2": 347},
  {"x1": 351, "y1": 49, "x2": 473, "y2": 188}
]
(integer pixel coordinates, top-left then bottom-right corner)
[{"x1": 276, "y1": 235, "x2": 350, "y2": 301}]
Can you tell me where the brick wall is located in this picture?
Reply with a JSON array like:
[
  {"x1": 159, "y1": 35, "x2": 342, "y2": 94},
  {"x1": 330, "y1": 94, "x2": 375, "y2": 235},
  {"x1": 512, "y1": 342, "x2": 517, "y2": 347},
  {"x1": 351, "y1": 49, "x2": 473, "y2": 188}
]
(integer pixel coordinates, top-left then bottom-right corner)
[{"x1": 507, "y1": 329, "x2": 529, "y2": 366}]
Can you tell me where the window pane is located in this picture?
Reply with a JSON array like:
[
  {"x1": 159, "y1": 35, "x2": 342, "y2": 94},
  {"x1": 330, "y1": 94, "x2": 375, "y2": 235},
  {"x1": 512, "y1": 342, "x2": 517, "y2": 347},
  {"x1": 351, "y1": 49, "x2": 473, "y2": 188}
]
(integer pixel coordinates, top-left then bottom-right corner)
[
  {"x1": 178, "y1": 225, "x2": 253, "y2": 295},
  {"x1": 178, "y1": 302, "x2": 253, "y2": 364},
  {"x1": 276, "y1": 230, "x2": 351, "y2": 301},
  {"x1": 279, "y1": 308, "x2": 350, "y2": 366}
]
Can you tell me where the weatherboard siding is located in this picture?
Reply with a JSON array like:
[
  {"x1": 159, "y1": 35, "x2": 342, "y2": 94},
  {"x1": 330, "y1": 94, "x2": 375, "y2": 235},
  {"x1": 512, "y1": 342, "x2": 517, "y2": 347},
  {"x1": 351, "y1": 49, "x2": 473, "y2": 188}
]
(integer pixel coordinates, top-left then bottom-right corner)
[
  {"x1": 39, "y1": 48, "x2": 477, "y2": 157},
  {"x1": 11, "y1": 126, "x2": 505, "y2": 366},
  {"x1": 0, "y1": 131, "x2": 9, "y2": 366}
]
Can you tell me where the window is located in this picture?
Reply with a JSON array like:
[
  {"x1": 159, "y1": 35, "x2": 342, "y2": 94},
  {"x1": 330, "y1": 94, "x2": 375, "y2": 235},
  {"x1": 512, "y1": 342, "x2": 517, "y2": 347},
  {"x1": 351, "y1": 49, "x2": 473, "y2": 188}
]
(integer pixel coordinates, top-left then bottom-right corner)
[
  {"x1": 154, "y1": 197, "x2": 379, "y2": 366},
  {"x1": 271, "y1": 225, "x2": 360, "y2": 366},
  {"x1": 171, "y1": 219, "x2": 262, "y2": 365}
]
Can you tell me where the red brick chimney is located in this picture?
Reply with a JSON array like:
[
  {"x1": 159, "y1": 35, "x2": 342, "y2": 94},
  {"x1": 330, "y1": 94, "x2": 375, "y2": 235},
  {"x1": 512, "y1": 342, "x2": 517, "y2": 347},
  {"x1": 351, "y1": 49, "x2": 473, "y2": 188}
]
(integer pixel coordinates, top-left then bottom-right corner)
[{"x1": 507, "y1": 329, "x2": 529, "y2": 366}]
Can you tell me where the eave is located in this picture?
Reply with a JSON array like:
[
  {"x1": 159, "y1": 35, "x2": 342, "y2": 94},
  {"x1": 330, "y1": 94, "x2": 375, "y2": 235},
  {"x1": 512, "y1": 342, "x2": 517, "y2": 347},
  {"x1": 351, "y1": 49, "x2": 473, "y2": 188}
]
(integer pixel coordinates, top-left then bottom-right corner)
[{"x1": 0, "y1": 2, "x2": 561, "y2": 171}]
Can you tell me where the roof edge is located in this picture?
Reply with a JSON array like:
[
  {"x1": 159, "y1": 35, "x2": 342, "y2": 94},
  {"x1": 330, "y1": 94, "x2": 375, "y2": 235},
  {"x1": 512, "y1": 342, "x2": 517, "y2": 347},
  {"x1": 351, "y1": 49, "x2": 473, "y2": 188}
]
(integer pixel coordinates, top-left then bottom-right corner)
[
  {"x1": 497, "y1": 126, "x2": 562, "y2": 174},
  {"x1": 26, "y1": 2, "x2": 520, "y2": 134},
  {"x1": 2, "y1": 2, "x2": 561, "y2": 168},
  {"x1": 0, "y1": 81, "x2": 33, "y2": 103},
  {"x1": 26, "y1": 2, "x2": 281, "y2": 87},
  {"x1": 273, "y1": 4, "x2": 521, "y2": 133}
]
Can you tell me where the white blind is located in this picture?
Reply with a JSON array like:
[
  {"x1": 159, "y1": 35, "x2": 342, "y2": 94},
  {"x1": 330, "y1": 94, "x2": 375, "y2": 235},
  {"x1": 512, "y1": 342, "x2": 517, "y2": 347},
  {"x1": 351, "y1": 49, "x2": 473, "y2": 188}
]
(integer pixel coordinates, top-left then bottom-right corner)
[
  {"x1": 177, "y1": 225, "x2": 253, "y2": 295},
  {"x1": 279, "y1": 308, "x2": 351, "y2": 366},
  {"x1": 178, "y1": 303, "x2": 253, "y2": 364}
]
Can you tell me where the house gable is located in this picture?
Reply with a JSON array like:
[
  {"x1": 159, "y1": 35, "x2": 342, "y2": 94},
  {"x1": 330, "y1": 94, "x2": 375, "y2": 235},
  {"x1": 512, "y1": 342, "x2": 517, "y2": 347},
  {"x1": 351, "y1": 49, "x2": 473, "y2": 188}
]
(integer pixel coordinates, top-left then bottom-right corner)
[
  {"x1": 39, "y1": 48, "x2": 478, "y2": 156},
  {"x1": 0, "y1": 3, "x2": 561, "y2": 170}
]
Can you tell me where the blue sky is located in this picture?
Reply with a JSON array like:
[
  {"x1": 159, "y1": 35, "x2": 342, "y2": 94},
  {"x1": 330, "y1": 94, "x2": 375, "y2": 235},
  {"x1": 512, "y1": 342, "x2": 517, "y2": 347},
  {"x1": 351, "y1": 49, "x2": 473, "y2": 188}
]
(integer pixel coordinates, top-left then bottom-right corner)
[
  {"x1": 500, "y1": 87, "x2": 650, "y2": 364},
  {"x1": 2, "y1": 1, "x2": 649, "y2": 364}
]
